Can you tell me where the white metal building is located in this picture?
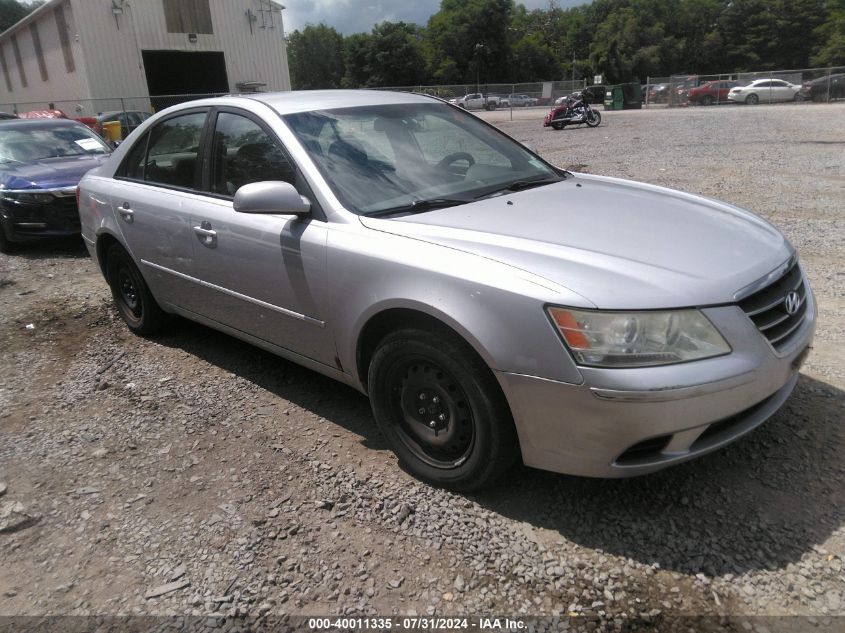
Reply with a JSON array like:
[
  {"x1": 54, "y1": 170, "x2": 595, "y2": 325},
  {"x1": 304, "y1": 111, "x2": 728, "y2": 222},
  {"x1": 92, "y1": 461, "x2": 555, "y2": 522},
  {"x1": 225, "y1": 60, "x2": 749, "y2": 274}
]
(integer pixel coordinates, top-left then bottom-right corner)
[{"x1": 0, "y1": 0, "x2": 291, "y2": 114}]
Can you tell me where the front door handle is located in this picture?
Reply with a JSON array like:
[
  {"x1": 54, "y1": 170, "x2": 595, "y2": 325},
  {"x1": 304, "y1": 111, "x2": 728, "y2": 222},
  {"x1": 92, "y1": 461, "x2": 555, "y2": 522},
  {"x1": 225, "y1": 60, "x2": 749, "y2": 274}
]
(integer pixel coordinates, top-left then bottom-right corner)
[
  {"x1": 118, "y1": 202, "x2": 134, "y2": 223},
  {"x1": 193, "y1": 224, "x2": 217, "y2": 247}
]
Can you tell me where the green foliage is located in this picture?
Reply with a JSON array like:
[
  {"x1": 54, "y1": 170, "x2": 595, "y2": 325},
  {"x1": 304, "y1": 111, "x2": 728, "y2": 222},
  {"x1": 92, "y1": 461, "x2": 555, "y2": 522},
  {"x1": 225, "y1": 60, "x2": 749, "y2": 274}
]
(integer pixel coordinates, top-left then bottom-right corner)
[
  {"x1": 424, "y1": 0, "x2": 515, "y2": 84},
  {"x1": 366, "y1": 22, "x2": 426, "y2": 87},
  {"x1": 812, "y1": 0, "x2": 845, "y2": 66},
  {"x1": 287, "y1": 0, "x2": 843, "y2": 89},
  {"x1": 287, "y1": 24, "x2": 344, "y2": 89}
]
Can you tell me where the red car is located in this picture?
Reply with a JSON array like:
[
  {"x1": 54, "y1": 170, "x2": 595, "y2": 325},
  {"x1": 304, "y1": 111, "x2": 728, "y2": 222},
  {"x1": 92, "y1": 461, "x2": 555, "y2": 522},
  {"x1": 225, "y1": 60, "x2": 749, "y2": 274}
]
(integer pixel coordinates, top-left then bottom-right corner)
[{"x1": 687, "y1": 80, "x2": 739, "y2": 106}]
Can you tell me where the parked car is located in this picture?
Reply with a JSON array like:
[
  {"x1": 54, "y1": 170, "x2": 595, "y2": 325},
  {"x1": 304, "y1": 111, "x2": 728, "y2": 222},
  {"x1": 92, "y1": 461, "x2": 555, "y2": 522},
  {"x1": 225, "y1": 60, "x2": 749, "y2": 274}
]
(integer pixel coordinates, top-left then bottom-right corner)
[
  {"x1": 93, "y1": 110, "x2": 153, "y2": 139},
  {"x1": 671, "y1": 77, "x2": 699, "y2": 105},
  {"x1": 0, "y1": 118, "x2": 111, "y2": 252},
  {"x1": 0, "y1": 112, "x2": 17, "y2": 120},
  {"x1": 78, "y1": 90, "x2": 815, "y2": 490},
  {"x1": 455, "y1": 93, "x2": 500, "y2": 110},
  {"x1": 646, "y1": 83, "x2": 670, "y2": 103},
  {"x1": 502, "y1": 94, "x2": 537, "y2": 107},
  {"x1": 687, "y1": 80, "x2": 740, "y2": 105},
  {"x1": 727, "y1": 79, "x2": 802, "y2": 104},
  {"x1": 798, "y1": 73, "x2": 845, "y2": 102},
  {"x1": 580, "y1": 85, "x2": 606, "y2": 105},
  {"x1": 18, "y1": 109, "x2": 68, "y2": 119}
]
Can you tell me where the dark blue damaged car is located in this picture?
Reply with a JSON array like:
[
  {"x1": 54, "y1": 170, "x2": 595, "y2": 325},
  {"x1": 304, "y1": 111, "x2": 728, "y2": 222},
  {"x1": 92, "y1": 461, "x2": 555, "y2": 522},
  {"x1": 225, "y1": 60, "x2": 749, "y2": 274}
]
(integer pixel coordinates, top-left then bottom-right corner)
[{"x1": 0, "y1": 118, "x2": 111, "y2": 252}]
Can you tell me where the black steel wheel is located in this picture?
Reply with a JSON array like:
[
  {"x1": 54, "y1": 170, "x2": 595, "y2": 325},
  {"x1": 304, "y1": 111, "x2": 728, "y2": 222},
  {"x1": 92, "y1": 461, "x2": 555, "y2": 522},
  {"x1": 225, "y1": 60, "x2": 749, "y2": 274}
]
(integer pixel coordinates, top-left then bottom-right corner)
[
  {"x1": 368, "y1": 328, "x2": 519, "y2": 490},
  {"x1": 586, "y1": 110, "x2": 601, "y2": 127},
  {"x1": 551, "y1": 122, "x2": 563, "y2": 130},
  {"x1": 106, "y1": 244, "x2": 167, "y2": 334}
]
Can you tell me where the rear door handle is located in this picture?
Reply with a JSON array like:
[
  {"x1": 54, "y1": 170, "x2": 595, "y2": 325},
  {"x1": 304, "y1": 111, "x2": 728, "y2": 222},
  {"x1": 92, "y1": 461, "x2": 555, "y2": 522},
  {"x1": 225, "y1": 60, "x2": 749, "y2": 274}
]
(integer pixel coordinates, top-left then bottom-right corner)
[
  {"x1": 193, "y1": 224, "x2": 217, "y2": 246},
  {"x1": 118, "y1": 202, "x2": 134, "y2": 223}
]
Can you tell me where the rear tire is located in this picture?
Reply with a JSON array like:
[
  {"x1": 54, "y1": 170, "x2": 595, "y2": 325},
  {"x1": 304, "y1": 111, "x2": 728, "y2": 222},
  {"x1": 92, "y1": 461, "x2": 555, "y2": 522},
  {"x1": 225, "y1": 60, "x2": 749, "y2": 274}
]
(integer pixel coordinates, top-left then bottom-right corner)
[
  {"x1": 745, "y1": 94, "x2": 759, "y2": 105},
  {"x1": 106, "y1": 244, "x2": 167, "y2": 335},
  {"x1": 701, "y1": 95, "x2": 714, "y2": 106},
  {"x1": 551, "y1": 122, "x2": 563, "y2": 130},
  {"x1": 368, "y1": 328, "x2": 519, "y2": 491}
]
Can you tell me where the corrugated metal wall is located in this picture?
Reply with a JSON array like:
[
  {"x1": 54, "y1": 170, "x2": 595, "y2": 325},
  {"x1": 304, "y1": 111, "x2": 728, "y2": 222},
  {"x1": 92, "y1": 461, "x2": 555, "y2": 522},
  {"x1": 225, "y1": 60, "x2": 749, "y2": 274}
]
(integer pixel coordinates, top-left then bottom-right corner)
[
  {"x1": 0, "y1": 1, "x2": 90, "y2": 113},
  {"x1": 76, "y1": 0, "x2": 290, "y2": 104},
  {"x1": 0, "y1": 0, "x2": 290, "y2": 115}
]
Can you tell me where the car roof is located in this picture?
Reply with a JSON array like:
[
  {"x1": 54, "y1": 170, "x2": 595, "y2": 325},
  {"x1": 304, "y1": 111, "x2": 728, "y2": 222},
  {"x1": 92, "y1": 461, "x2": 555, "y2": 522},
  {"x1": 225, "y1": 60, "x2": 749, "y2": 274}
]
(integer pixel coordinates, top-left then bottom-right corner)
[
  {"x1": 807, "y1": 73, "x2": 845, "y2": 84},
  {"x1": 0, "y1": 118, "x2": 87, "y2": 130},
  {"x1": 182, "y1": 90, "x2": 435, "y2": 116}
]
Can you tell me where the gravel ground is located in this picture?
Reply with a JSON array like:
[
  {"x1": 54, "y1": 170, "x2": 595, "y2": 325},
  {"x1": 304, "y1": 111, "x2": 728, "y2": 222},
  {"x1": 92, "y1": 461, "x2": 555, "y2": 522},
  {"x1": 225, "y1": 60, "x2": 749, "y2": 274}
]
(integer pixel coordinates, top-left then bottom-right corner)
[{"x1": 0, "y1": 103, "x2": 843, "y2": 632}]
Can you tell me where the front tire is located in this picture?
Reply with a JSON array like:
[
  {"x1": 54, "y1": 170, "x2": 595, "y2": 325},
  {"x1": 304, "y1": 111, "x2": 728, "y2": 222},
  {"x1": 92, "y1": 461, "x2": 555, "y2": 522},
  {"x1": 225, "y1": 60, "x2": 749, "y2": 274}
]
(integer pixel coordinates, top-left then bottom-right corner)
[
  {"x1": 0, "y1": 224, "x2": 11, "y2": 254},
  {"x1": 701, "y1": 95, "x2": 714, "y2": 106},
  {"x1": 368, "y1": 328, "x2": 519, "y2": 491},
  {"x1": 586, "y1": 110, "x2": 602, "y2": 127},
  {"x1": 745, "y1": 94, "x2": 759, "y2": 105},
  {"x1": 106, "y1": 244, "x2": 167, "y2": 335}
]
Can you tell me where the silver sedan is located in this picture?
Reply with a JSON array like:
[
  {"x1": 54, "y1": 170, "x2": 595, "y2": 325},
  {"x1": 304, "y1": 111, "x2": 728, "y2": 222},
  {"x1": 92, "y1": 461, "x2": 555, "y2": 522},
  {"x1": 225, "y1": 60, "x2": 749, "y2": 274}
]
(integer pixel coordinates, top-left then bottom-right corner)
[{"x1": 77, "y1": 91, "x2": 815, "y2": 490}]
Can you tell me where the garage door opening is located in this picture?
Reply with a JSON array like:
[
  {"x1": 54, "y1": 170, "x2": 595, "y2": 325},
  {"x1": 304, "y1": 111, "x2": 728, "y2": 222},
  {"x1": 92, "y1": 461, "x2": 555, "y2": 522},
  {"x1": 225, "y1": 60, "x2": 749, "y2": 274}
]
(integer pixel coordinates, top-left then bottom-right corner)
[{"x1": 142, "y1": 50, "x2": 229, "y2": 111}]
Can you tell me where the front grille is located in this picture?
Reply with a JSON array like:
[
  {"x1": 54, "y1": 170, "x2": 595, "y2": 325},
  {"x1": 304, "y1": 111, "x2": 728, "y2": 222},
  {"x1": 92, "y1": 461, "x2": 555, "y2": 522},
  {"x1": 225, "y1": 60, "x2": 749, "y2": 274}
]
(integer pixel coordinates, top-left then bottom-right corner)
[
  {"x1": 738, "y1": 260, "x2": 807, "y2": 351},
  {"x1": 55, "y1": 195, "x2": 80, "y2": 224},
  {"x1": 6, "y1": 194, "x2": 80, "y2": 233}
]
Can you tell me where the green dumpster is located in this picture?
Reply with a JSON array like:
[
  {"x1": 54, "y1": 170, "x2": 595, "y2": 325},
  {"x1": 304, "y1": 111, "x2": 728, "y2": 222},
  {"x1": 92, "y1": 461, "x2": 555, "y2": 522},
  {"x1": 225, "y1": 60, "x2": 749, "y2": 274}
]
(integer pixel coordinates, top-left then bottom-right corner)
[
  {"x1": 604, "y1": 83, "x2": 643, "y2": 110},
  {"x1": 604, "y1": 86, "x2": 623, "y2": 110}
]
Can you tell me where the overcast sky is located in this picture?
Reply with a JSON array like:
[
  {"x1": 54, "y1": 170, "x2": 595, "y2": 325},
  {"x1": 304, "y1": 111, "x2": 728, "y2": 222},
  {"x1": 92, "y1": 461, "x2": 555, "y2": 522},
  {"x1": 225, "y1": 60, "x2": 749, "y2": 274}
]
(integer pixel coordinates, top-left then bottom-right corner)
[{"x1": 281, "y1": 1, "x2": 587, "y2": 35}]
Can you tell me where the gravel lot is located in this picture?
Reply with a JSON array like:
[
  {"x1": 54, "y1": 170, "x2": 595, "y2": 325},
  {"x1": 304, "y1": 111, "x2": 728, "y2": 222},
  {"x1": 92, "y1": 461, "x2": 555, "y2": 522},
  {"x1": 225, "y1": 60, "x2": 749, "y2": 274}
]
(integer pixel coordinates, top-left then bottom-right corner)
[{"x1": 1, "y1": 103, "x2": 843, "y2": 631}]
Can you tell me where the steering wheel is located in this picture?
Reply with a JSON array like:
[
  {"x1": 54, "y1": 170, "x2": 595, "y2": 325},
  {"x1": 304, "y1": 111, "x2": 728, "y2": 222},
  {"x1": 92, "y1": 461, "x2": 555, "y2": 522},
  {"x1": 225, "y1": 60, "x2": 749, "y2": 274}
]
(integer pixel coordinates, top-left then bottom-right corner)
[{"x1": 437, "y1": 152, "x2": 475, "y2": 171}]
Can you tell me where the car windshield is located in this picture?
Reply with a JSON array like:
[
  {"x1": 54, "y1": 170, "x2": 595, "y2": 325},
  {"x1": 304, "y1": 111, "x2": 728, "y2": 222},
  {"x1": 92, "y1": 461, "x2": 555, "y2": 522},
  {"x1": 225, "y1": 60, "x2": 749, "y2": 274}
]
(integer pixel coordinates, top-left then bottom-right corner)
[
  {"x1": 284, "y1": 102, "x2": 560, "y2": 215},
  {"x1": 0, "y1": 126, "x2": 110, "y2": 163}
]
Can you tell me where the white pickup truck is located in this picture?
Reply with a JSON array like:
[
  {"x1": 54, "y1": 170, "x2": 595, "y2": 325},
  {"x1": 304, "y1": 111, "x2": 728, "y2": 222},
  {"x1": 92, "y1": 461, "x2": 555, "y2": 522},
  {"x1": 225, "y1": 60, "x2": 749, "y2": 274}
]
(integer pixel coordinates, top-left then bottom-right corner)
[{"x1": 454, "y1": 93, "x2": 500, "y2": 110}]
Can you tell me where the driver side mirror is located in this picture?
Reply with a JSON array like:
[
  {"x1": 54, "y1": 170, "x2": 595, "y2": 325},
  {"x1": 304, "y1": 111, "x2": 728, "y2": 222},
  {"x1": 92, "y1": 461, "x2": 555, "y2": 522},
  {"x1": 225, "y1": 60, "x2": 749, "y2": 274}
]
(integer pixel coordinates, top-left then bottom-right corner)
[{"x1": 233, "y1": 181, "x2": 311, "y2": 216}]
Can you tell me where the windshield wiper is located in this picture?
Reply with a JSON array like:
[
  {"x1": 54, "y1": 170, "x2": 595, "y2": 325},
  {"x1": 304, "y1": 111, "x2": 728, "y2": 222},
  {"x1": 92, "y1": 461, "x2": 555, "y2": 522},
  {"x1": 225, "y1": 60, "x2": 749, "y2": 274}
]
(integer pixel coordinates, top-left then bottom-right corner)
[
  {"x1": 364, "y1": 197, "x2": 469, "y2": 218},
  {"x1": 477, "y1": 176, "x2": 563, "y2": 198}
]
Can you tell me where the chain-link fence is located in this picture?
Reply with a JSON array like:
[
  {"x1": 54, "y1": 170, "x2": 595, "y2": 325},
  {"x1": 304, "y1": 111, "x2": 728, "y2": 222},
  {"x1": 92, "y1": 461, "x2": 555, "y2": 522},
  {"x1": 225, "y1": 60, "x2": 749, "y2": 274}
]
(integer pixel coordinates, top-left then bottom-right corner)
[
  {"x1": 375, "y1": 80, "x2": 587, "y2": 109},
  {"x1": 0, "y1": 93, "x2": 231, "y2": 118},
  {"x1": 645, "y1": 66, "x2": 845, "y2": 107},
  {"x1": 1, "y1": 64, "x2": 842, "y2": 141}
]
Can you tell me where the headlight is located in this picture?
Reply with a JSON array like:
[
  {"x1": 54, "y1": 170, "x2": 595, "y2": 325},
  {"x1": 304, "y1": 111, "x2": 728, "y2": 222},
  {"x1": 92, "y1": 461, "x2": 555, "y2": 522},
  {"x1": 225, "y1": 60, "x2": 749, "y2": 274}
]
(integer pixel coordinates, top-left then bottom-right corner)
[
  {"x1": 547, "y1": 307, "x2": 731, "y2": 368},
  {"x1": 1, "y1": 191, "x2": 55, "y2": 204}
]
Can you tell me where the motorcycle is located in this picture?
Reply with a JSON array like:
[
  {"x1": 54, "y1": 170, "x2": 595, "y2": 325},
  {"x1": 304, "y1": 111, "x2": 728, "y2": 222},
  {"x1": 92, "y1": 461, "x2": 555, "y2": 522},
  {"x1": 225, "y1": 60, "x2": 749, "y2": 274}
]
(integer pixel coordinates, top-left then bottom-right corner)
[{"x1": 543, "y1": 92, "x2": 602, "y2": 130}]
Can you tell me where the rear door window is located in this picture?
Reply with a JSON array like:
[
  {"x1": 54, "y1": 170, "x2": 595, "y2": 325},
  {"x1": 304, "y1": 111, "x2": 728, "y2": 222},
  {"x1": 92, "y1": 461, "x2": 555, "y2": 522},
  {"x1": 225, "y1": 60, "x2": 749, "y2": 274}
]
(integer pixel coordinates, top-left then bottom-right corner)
[{"x1": 143, "y1": 111, "x2": 207, "y2": 189}]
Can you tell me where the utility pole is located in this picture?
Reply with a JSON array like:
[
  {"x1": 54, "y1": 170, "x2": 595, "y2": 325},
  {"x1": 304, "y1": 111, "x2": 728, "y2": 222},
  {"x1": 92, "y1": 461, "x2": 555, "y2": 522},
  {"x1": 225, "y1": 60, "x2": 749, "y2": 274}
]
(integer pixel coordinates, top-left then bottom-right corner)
[{"x1": 474, "y1": 43, "x2": 485, "y2": 93}]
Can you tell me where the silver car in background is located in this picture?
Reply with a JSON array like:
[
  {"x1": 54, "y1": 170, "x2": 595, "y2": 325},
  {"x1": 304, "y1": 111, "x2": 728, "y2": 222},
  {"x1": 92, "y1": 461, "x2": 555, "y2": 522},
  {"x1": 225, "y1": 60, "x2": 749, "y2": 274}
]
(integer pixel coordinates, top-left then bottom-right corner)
[{"x1": 77, "y1": 91, "x2": 815, "y2": 490}]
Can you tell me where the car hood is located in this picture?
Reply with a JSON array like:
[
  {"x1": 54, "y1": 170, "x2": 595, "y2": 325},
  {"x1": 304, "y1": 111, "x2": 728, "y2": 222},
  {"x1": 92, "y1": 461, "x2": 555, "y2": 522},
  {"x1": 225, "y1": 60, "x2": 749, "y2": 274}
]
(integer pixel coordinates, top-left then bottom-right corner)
[
  {"x1": 0, "y1": 154, "x2": 109, "y2": 190},
  {"x1": 359, "y1": 174, "x2": 792, "y2": 309}
]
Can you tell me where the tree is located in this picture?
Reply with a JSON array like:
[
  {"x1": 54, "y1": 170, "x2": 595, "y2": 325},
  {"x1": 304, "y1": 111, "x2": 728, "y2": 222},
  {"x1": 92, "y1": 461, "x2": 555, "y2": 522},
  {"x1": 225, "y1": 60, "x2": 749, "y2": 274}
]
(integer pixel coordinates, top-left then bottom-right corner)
[
  {"x1": 367, "y1": 22, "x2": 426, "y2": 87},
  {"x1": 424, "y1": 0, "x2": 515, "y2": 85},
  {"x1": 342, "y1": 33, "x2": 373, "y2": 88},
  {"x1": 812, "y1": 0, "x2": 845, "y2": 66},
  {"x1": 509, "y1": 32, "x2": 560, "y2": 81},
  {"x1": 287, "y1": 24, "x2": 344, "y2": 89}
]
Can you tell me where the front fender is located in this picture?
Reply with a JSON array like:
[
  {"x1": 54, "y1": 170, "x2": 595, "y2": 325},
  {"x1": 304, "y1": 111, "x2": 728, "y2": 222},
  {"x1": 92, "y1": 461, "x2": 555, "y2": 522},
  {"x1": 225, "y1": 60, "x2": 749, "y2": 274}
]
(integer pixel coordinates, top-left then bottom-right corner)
[{"x1": 328, "y1": 223, "x2": 587, "y2": 389}]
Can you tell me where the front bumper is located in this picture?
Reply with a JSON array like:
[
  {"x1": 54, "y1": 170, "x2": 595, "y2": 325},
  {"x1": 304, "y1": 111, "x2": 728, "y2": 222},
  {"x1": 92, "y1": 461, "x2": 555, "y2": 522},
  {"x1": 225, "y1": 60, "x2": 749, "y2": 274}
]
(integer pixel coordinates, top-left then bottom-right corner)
[
  {"x1": 0, "y1": 194, "x2": 81, "y2": 243},
  {"x1": 495, "y1": 290, "x2": 817, "y2": 478}
]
